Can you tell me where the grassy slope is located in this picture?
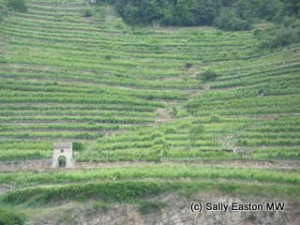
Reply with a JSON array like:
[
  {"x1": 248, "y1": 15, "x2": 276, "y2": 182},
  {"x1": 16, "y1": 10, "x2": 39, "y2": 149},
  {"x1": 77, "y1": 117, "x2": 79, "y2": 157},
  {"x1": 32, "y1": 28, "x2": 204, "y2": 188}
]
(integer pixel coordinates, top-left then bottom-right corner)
[
  {"x1": 0, "y1": 0, "x2": 300, "y2": 221},
  {"x1": 0, "y1": 0, "x2": 299, "y2": 161}
]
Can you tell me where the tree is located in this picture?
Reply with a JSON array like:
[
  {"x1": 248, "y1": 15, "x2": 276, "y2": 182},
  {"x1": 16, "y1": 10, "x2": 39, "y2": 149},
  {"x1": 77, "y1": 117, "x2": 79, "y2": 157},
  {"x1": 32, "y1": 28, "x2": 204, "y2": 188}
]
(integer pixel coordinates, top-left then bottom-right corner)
[
  {"x1": 196, "y1": 0, "x2": 221, "y2": 25},
  {"x1": 268, "y1": 26, "x2": 300, "y2": 48},
  {"x1": 214, "y1": 8, "x2": 252, "y2": 31},
  {"x1": 284, "y1": 0, "x2": 300, "y2": 18},
  {"x1": 257, "y1": 0, "x2": 283, "y2": 21},
  {"x1": 97, "y1": 0, "x2": 298, "y2": 30},
  {"x1": 189, "y1": 125, "x2": 204, "y2": 146},
  {"x1": 7, "y1": 0, "x2": 27, "y2": 12}
]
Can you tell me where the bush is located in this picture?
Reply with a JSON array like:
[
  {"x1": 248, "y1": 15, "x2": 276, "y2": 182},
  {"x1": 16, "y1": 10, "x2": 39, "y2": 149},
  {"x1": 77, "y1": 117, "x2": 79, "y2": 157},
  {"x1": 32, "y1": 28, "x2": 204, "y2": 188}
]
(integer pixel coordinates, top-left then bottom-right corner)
[
  {"x1": 0, "y1": 5, "x2": 7, "y2": 21},
  {"x1": 210, "y1": 115, "x2": 220, "y2": 123},
  {"x1": 260, "y1": 24, "x2": 300, "y2": 48},
  {"x1": 184, "y1": 63, "x2": 194, "y2": 69},
  {"x1": 73, "y1": 142, "x2": 85, "y2": 152},
  {"x1": 165, "y1": 127, "x2": 176, "y2": 134},
  {"x1": 151, "y1": 132, "x2": 163, "y2": 140},
  {"x1": 154, "y1": 138, "x2": 165, "y2": 145},
  {"x1": 92, "y1": 201, "x2": 110, "y2": 213},
  {"x1": 3, "y1": 182, "x2": 169, "y2": 205},
  {"x1": 189, "y1": 125, "x2": 204, "y2": 146},
  {"x1": 138, "y1": 200, "x2": 166, "y2": 214},
  {"x1": 214, "y1": 9, "x2": 252, "y2": 31},
  {"x1": 7, "y1": 0, "x2": 27, "y2": 12},
  {"x1": 83, "y1": 9, "x2": 93, "y2": 17},
  {"x1": 98, "y1": 0, "x2": 298, "y2": 29},
  {"x1": 270, "y1": 26, "x2": 300, "y2": 47},
  {"x1": 257, "y1": 0, "x2": 283, "y2": 21},
  {"x1": 200, "y1": 69, "x2": 218, "y2": 82},
  {"x1": 0, "y1": 209, "x2": 26, "y2": 225}
]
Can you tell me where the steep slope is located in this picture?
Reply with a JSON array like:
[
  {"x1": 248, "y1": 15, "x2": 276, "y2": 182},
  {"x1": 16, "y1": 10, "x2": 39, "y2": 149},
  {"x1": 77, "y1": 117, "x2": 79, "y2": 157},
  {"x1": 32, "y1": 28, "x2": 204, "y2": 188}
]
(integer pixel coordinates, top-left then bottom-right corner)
[
  {"x1": 1, "y1": 0, "x2": 299, "y2": 162},
  {"x1": 0, "y1": 1, "x2": 300, "y2": 224}
]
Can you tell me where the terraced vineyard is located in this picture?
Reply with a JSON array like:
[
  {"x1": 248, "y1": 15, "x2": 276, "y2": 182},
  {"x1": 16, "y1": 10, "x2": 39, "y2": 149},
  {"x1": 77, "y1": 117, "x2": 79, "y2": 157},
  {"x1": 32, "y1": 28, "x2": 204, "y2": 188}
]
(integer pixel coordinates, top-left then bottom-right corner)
[{"x1": 0, "y1": 0, "x2": 299, "y2": 224}]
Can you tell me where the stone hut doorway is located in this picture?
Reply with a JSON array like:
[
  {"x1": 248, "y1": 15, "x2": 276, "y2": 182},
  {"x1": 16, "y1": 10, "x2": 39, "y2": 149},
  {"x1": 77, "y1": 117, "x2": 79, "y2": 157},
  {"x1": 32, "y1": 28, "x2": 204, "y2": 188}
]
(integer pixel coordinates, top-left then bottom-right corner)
[
  {"x1": 58, "y1": 155, "x2": 67, "y2": 167},
  {"x1": 52, "y1": 143, "x2": 74, "y2": 168}
]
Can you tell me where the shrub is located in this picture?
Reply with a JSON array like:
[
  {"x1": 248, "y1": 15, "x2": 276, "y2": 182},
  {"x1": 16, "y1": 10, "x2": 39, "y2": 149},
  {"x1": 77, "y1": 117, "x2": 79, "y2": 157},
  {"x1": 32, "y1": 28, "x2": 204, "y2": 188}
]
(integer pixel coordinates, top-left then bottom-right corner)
[
  {"x1": 0, "y1": 5, "x2": 7, "y2": 21},
  {"x1": 200, "y1": 69, "x2": 218, "y2": 82},
  {"x1": 138, "y1": 200, "x2": 166, "y2": 214},
  {"x1": 214, "y1": 9, "x2": 252, "y2": 31},
  {"x1": 270, "y1": 26, "x2": 300, "y2": 47},
  {"x1": 151, "y1": 132, "x2": 163, "y2": 140},
  {"x1": 260, "y1": 25, "x2": 300, "y2": 48},
  {"x1": 0, "y1": 209, "x2": 26, "y2": 225},
  {"x1": 83, "y1": 9, "x2": 93, "y2": 17},
  {"x1": 254, "y1": 28, "x2": 263, "y2": 38},
  {"x1": 189, "y1": 125, "x2": 204, "y2": 146},
  {"x1": 96, "y1": 0, "x2": 298, "y2": 28},
  {"x1": 154, "y1": 137, "x2": 165, "y2": 145},
  {"x1": 7, "y1": 0, "x2": 27, "y2": 12},
  {"x1": 73, "y1": 142, "x2": 85, "y2": 152},
  {"x1": 210, "y1": 115, "x2": 220, "y2": 123},
  {"x1": 3, "y1": 182, "x2": 169, "y2": 205},
  {"x1": 165, "y1": 127, "x2": 176, "y2": 134},
  {"x1": 257, "y1": 0, "x2": 283, "y2": 21},
  {"x1": 105, "y1": 55, "x2": 112, "y2": 60},
  {"x1": 92, "y1": 201, "x2": 110, "y2": 213},
  {"x1": 184, "y1": 63, "x2": 193, "y2": 69}
]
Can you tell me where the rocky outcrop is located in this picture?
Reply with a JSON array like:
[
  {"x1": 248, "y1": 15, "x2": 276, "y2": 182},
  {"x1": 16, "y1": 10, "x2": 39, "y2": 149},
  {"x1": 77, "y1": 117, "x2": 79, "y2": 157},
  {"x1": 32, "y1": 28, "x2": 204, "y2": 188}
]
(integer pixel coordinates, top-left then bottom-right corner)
[{"x1": 32, "y1": 193, "x2": 300, "y2": 225}]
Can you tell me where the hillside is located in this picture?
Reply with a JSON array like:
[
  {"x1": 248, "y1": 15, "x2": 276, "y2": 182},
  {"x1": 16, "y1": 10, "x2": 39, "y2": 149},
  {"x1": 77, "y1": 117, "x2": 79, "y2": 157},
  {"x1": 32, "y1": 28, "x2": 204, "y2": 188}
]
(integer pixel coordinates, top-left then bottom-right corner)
[{"x1": 0, "y1": 0, "x2": 300, "y2": 224}]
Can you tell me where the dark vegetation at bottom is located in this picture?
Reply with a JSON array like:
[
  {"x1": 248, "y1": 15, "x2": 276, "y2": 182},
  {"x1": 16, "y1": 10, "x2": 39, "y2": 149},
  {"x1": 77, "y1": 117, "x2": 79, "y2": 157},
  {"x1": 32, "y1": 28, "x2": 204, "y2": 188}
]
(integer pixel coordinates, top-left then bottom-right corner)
[
  {"x1": 3, "y1": 181, "x2": 300, "y2": 206},
  {"x1": 0, "y1": 208, "x2": 26, "y2": 225}
]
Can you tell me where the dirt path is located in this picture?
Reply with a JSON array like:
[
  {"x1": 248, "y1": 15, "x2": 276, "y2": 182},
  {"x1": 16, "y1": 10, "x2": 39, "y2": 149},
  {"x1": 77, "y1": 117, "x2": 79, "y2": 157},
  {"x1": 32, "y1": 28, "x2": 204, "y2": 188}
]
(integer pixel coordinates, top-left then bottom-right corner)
[
  {"x1": 1, "y1": 159, "x2": 299, "y2": 173},
  {"x1": 8, "y1": 177, "x2": 299, "y2": 192}
]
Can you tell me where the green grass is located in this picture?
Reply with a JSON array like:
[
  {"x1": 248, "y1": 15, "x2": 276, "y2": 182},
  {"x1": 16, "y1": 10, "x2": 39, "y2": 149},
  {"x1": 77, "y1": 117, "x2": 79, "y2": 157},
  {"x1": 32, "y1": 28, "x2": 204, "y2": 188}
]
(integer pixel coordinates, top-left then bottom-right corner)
[
  {"x1": 0, "y1": 208, "x2": 26, "y2": 225},
  {"x1": 1, "y1": 164, "x2": 299, "y2": 187},
  {"x1": 2, "y1": 181, "x2": 300, "y2": 206}
]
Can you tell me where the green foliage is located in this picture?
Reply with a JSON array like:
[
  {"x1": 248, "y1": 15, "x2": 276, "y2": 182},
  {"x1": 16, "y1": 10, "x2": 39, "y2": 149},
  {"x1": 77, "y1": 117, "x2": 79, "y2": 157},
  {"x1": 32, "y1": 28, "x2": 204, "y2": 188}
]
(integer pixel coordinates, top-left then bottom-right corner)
[
  {"x1": 0, "y1": 4, "x2": 7, "y2": 22},
  {"x1": 257, "y1": 0, "x2": 284, "y2": 21},
  {"x1": 73, "y1": 142, "x2": 85, "y2": 152},
  {"x1": 269, "y1": 26, "x2": 300, "y2": 48},
  {"x1": 2, "y1": 181, "x2": 300, "y2": 206},
  {"x1": 0, "y1": 0, "x2": 299, "y2": 165},
  {"x1": 154, "y1": 137, "x2": 165, "y2": 145},
  {"x1": 284, "y1": 0, "x2": 300, "y2": 18},
  {"x1": 0, "y1": 208, "x2": 26, "y2": 225},
  {"x1": 83, "y1": 9, "x2": 93, "y2": 17},
  {"x1": 258, "y1": 20, "x2": 300, "y2": 48},
  {"x1": 138, "y1": 200, "x2": 166, "y2": 214},
  {"x1": 200, "y1": 69, "x2": 218, "y2": 82},
  {"x1": 2, "y1": 164, "x2": 300, "y2": 188},
  {"x1": 189, "y1": 124, "x2": 204, "y2": 146},
  {"x1": 7, "y1": 0, "x2": 27, "y2": 12},
  {"x1": 210, "y1": 115, "x2": 220, "y2": 123},
  {"x1": 92, "y1": 201, "x2": 111, "y2": 213},
  {"x1": 0, "y1": 0, "x2": 299, "y2": 215},
  {"x1": 96, "y1": 0, "x2": 296, "y2": 30},
  {"x1": 109, "y1": 0, "x2": 223, "y2": 26},
  {"x1": 165, "y1": 127, "x2": 176, "y2": 134},
  {"x1": 3, "y1": 181, "x2": 170, "y2": 205},
  {"x1": 214, "y1": 9, "x2": 252, "y2": 31}
]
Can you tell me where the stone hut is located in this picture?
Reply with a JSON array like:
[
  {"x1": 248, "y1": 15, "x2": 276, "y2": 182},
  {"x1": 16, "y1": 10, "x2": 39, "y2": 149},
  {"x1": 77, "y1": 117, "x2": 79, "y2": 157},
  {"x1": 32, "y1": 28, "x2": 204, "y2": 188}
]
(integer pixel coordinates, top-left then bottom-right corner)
[{"x1": 52, "y1": 142, "x2": 74, "y2": 168}]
